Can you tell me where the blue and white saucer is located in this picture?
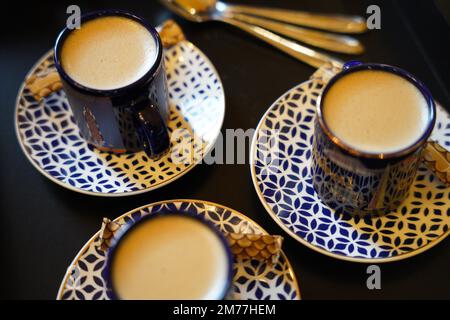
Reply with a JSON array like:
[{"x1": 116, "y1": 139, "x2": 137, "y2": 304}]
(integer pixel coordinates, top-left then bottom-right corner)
[
  {"x1": 15, "y1": 41, "x2": 225, "y2": 196},
  {"x1": 57, "y1": 200, "x2": 300, "y2": 300},
  {"x1": 251, "y1": 79, "x2": 450, "y2": 263}
]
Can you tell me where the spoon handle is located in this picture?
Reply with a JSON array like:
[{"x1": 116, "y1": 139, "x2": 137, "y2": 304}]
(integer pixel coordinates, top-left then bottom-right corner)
[
  {"x1": 225, "y1": 4, "x2": 367, "y2": 34},
  {"x1": 220, "y1": 17, "x2": 343, "y2": 69},
  {"x1": 229, "y1": 13, "x2": 364, "y2": 55}
]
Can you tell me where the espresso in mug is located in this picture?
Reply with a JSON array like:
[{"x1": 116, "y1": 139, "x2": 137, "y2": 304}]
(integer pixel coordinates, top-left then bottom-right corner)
[
  {"x1": 61, "y1": 16, "x2": 158, "y2": 90},
  {"x1": 110, "y1": 215, "x2": 230, "y2": 300},
  {"x1": 323, "y1": 70, "x2": 430, "y2": 154}
]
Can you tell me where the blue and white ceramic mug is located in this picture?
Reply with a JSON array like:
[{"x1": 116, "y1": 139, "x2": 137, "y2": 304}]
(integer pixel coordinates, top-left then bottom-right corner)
[
  {"x1": 104, "y1": 211, "x2": 233, "y2": 300},
  {"x1": 54, "y1": 10, "x2": 170, "y2": 157},
  {"x1": 312, "y1": 61, "x2": 436, "y2": 215}
]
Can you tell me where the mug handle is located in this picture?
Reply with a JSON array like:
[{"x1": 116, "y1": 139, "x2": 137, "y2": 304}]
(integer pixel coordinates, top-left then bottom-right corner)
[
  {"x1": 343, "y1": 60, "x2": 363, "y2": 70},
  {"x1": 132, "y1": 99, "x2": 170, "y2": 157}
]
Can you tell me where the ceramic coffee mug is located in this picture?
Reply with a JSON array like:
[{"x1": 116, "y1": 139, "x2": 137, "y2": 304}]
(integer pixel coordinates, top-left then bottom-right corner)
[
  {"x1": 311, "y1": 61, "x2": 436, "y2": 214},
  {"x1": 104, "y1": 212, "x2": 233, "y2": 300},
  {"x1": 54, "y1": 10, "x2": 170, "y2": 157}
]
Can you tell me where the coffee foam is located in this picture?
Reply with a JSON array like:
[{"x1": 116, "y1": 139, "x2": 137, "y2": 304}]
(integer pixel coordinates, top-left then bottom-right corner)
[
  {"x1": 61, "y1": 16, "x2": 157, "y2": 90},
  {"x1": 111, "y1": 215, "x2": 229, "y2": 300},
  {"x1": 323, "y1": 70, "x2": 430, "y2": 154}
]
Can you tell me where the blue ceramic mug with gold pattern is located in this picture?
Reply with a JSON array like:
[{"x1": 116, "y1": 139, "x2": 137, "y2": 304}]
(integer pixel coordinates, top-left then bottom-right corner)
[
  {"x1": 311, "y1": 61, "x2": 436, "y2": 215},
  {"x1": 54, "y1": 10, "x2": 170, "y2": 157},
  {"x1": 103, "y1": 212, "x2": 233, "y2": 300}
]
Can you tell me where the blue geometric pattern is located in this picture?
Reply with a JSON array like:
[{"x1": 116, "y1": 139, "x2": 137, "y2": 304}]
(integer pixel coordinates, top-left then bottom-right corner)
[
  {"x1": 252, "y1": 80, "x2": 450, "y2": 262},
  {"x1": 57, "y1": 200, "x2": 300, "y2": 300},
  {"x1": 16, "y1": 42, "x2": 225, "y2": 196}
]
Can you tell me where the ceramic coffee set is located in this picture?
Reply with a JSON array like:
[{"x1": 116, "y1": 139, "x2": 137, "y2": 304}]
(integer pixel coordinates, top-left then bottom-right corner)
[{"x1": 14, "y1": 7, "x2": 449, "y2": 300}]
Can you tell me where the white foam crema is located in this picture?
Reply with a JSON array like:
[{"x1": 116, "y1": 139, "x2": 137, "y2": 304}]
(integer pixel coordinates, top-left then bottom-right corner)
[
  {"x1": 61, "y1": 16, "x2": 157, "y2": 90},
  {"x1": 111, "y1": 215, "x2": 230, "y2": 300},
  {"x1": 323, "y1": 70, "x2": 430, "y2": 154}
]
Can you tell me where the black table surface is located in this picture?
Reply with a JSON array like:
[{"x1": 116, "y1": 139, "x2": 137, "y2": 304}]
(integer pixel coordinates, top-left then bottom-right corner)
[{"x1": 1, "y1": 0, "x2": 449, "y2": 300}]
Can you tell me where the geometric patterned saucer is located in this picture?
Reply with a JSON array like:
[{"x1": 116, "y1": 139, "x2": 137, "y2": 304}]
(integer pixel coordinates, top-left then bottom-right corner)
[
  {"x1": 15, "y1": 41, "x2": 225, "y2": 196},
  {"x1": 251, "y1": 79, "x2": 450, "y2": 263},
  {"x1": 57, "y1": 200, "x2": 300, "y2": 300}
]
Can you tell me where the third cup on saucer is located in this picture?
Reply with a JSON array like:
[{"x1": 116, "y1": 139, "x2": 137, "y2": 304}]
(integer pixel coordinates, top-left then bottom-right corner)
[
  {"x1": 54, "y1": 10, "x2": 170, "y2": 157},
  {"x1": 104, "y1": 212, "x2": 233, "y2": 300},
  {"x1": 311, "y1": 61, "x2": 436, "y2": 215}
]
